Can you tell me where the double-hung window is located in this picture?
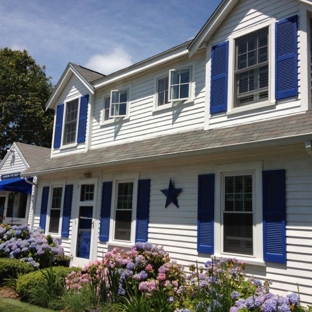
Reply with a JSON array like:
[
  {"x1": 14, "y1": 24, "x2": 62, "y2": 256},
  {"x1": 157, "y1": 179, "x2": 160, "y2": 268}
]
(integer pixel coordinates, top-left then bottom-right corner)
[
  {"x1": 223, "y1": 175, "x2": 253, "y2": 255},
  {"x1": 48, "y1": 187, "x2": 63, "y2": 234},
  {"x1": 110, "y1": 90, "x2": 128, "y2": 118},
  {"x1": 157, "y1": 76, "x2": 169, "y2": 106},
  {"x1": 169, "y1": 68, "x2": 191, "y2": 101},
  {"x1": 235, "y1": 28, "x2": 269, "y2": 106},
  {"x1": 114, "y1": 182, "x2": 133, "y2": 241},
  {"x1": 63, "y1": 99, "x2": 79, "y2": 144}
]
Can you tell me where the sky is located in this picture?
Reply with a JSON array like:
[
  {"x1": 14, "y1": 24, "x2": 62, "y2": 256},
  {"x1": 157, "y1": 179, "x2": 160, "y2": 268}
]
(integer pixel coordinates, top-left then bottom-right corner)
[{"x1": 0, "y1": 0, "x2": 221, "y2": 85}]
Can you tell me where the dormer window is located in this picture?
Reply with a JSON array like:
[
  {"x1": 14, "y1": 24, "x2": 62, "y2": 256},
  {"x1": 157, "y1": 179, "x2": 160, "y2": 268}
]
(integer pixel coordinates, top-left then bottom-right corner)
[
  {"x1": 63, "y1": 99, "x2": 78, "y2": 145},
  {"x1": 110, "y1": 90, "x2": 128, "y2": 118}
]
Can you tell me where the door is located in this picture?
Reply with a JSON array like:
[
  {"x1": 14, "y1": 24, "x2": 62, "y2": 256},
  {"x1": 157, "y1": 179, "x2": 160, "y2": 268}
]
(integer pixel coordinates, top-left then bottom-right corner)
[
  {"x1": 5, "y1": 193, "x2": 29, "y2": 225},
  {"x1": 72, "y1": 182, "x2": 97, "y2": 267}
]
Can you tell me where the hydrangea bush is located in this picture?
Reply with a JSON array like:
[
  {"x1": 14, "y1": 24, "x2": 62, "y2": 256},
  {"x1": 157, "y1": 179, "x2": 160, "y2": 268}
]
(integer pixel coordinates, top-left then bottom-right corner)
[
  {"x1": 64, "y1": 243, "x2": 311, "y2": 312},
  {"x1": 0, "y1": 223, "x2": 66, "y2": 268}
]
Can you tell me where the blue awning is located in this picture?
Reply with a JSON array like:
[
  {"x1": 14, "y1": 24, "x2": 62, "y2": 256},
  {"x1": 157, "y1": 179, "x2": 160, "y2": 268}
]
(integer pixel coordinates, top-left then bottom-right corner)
[{"x1": 0, "y1": 177, "x2": 32, "y2": 194}]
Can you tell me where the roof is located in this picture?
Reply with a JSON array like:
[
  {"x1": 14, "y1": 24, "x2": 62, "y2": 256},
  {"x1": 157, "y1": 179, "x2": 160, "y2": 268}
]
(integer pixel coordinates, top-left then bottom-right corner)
[
  {"x1": 15, "y1": 143, "x2": 51, "y2": 168},
  {"x1": 21, "y1": 110, "x2": 312, "y2": 176},
  {"x1": 70, "y1": 63, "x2": 105, "y2": 83}
]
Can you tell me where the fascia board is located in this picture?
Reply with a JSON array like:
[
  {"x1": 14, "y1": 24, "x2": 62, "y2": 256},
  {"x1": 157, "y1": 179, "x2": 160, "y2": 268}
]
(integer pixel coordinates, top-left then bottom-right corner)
[
  {"x1": 188, "y1": 0, "x2": 239, "y2": 57},
  {"x1": 46, "y1": 66, "x2": 94, "y2": 110},
  {"x1": 94, "y1": 47, "x2": 189, "y2": 89}
]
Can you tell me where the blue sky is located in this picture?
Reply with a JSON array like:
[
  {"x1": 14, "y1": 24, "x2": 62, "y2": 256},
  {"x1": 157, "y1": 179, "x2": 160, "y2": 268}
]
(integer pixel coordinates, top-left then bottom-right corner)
[{"x1": 1, "y1": 0, "x2": 221, "y2": 85}]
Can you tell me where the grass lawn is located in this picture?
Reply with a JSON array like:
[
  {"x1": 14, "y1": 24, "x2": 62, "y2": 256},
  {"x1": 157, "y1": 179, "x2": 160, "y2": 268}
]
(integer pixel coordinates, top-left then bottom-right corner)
[{"x1": 0, "y1": 298, "x2": 58, "y2": 312}]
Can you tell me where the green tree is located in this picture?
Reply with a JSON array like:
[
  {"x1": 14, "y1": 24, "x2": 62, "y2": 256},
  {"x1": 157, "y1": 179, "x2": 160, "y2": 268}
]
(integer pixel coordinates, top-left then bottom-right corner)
[{"x1": 0, "y1": 48, "x2": 54, "y2": 159}]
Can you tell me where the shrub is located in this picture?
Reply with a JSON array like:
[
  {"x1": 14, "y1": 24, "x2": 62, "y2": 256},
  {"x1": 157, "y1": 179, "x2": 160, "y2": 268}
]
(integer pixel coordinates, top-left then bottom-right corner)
[
  {"x1": 16, "y1": 266, "x2": 77, "y2": 301},
  {"x1": 0, "y1": 224, "x2": 66, "y2": 268},
  {"x1": 0, "y1": 258, "x2": 34, "y2": 285}
]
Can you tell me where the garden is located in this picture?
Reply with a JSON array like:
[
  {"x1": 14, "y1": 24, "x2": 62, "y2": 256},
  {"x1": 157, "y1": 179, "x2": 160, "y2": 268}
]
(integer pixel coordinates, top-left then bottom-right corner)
[{"x1": 0, "y1": 223, "x2": 311, "y2": 312}]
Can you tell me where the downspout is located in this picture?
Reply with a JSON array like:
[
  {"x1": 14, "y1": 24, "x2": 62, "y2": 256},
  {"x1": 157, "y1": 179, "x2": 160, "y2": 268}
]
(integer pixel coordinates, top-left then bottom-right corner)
[{"x1": 24, "y1": 177, "x2": 37, "y2": 230}]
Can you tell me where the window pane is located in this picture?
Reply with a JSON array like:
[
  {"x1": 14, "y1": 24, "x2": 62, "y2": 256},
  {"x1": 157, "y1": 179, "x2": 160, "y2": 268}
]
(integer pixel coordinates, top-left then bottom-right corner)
[
  {"x1": 112, "y1": 91, "x2": 119, "y2": 104},
  {"x1": 80, "y1": 185, "x2": 94, "y2": 201},
  {"x1": 171, "y1": 86, "x2": 179, "y2": 100},
  {"x1": 117, "y1": 183, "x2": 133, "y2": 209},
  {"x1": 180, "y1": 70, "x2": 190, "y2": 83},
  {"x1": 171, "y1": 71, "x2": 179, "y2": 85},
  {"x1": 157, "y1": 77, "x2": 169, "y2": 106},
  {"x1": 115, "y1": 210, "x2": 132, "y2": 240},
  {"x1": 180, "y1": 84, "x2": 189, "y2": 98},
  {"x1": 52, "y1": 187, "x2": 62, "y2": 208},
  {"x1": 119, "y1": 103, "x2": 127, "y2": 116},
  {"x1": 120, "y1": 91, "x2": 128, "y2": 103},
  {"x1": 224, "y1": 213, "x2": 253, "y2": 255},
  {"x1": 49, "y1": 209, "x2": 61, "y2": 233}
]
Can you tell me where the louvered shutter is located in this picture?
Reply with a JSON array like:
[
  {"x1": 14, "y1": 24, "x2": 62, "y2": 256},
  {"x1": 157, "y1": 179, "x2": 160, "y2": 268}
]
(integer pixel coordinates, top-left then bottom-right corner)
[
  {"x1": 77, "y1": 94, "x2": 89, "y2": 144},
  {"x1": 275, "y1": 15, "x2": 298, "y2": 100},
  {"x1": 99, "y1": 182, "x2": 112, "y2": 242},
  {"x1": 53, "y1": 104, "x2": 64, "y2": 148},
  {"x1": 197, "y1": 174, "x2": 215, "y2": 253},
  {"x1": 135, "y1": 179, "x2": 151, "y2": 243},
  {"x1": 210, "y1": 42, "x2": 228, "y2": 114},
  {"x1": 263, "y1": 170, "x2": 286, "y2": 263},
  {"x1": 40, "y1": 186, "x2": 50, "y2": 232},
  {"x1": 61, "y1": 185, "x2": 73, "y2": 238}
]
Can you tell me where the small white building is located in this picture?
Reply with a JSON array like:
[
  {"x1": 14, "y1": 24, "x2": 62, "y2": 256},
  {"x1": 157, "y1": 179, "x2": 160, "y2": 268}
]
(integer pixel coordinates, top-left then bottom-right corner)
[
  {"x1": 0, "y1": 142, "x2": 50, "y2": 226},
  {"x1": 22, "y1": 0, "x2": 312, "y2": 305}
]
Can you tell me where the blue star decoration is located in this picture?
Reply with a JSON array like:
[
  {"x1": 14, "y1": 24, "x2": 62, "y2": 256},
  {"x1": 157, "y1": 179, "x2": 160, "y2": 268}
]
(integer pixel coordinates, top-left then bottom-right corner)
[{"x1": 161, "y1": 179, "x2": 182, "y2": 208}]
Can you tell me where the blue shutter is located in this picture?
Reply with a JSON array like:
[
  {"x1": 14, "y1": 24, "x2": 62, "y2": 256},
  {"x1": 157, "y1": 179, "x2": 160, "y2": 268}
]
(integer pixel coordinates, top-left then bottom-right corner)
[
  {"x1": 135, "y1": 179, "x2": 151, "y2": 243},
  {"x1": 53, "y1": 104, "x2": 64, "y2": 149},
  {"x1": 99, "y1": 181, "x2": 112, "y2": 242},
  {"x1": 40, "y1": 186, "x2": 50, "y2": 232},
  {"x1": 275, "y1": 15, "x2": 298, "y2": 100},
  {"x1": 61, "y1": 185, "x2": 73, "y2": 238},
  {"x1": 210, "y1": 42, "x2": 228, "y2": 114},
  {"x1": 77, "y1": 94, "x2": 89, "y2": 144},
  {"x1": 263, "y1": 170, "x2": 286, "y2": 264},
  {"x1": 197, "y1": 174, "x2": 214, "y2": 253}
]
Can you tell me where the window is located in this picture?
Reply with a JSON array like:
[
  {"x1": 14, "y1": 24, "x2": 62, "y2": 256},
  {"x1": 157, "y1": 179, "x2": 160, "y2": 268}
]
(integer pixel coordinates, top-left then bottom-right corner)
[
  {"x1": 223, "y1": 175, "x2": 253, "y2": 255},
  {"x1": 110, "y1": 90, "x2": 128, "y2": 117},
  {"x1": 103, "y1": 95, "x2": 111, "y2": 121},
  {"x1": 235, "y1": 28, "x2": 269, "y2": 106},
  {"x1": 63, "y1": 99, "x2": 79, "y2": 144},
  {"x1": 157, "y1": 76, "x2": 169, "y2": 106},
  {"x1": 48, "y1": 187, "x2": 63, "y2": 234},
  {"x1": 114, "y1": 182, "x2": 133, "y2": 241},
  {"x1": 169, "y1": 68, "x2": 190, "y2": 101}
]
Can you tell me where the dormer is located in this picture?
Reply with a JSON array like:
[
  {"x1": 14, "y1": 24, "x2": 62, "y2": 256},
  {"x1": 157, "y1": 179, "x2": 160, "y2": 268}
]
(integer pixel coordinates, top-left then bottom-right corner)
[{"x1": 47, "y1": 63, "x2": 105, "y2": 157}]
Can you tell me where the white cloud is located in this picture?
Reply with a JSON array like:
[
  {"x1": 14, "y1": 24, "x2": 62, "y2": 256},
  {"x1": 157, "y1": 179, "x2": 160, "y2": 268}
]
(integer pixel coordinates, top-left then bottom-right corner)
[{"x1": 84, "y1": 47, "x2": 133, "y2": 75}]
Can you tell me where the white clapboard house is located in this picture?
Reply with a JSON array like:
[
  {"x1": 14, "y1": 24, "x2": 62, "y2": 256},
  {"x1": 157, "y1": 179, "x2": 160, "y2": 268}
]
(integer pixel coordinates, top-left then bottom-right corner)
[
  {"x1": 0, "y1": 142, "x2": 50, "y2": 226},
  {"x1": 22, "y1": 0, "x2": 312, "y2": 305}
]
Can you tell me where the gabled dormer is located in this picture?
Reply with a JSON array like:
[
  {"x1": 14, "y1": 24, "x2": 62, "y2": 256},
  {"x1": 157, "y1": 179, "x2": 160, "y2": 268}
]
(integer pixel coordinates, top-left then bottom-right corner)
[
  {"x1": 189, "y1": 0, "x2": 311, "y2": 129},
  {"x1": 47, "y1": 63, "x2": 105, "y2": 157}
]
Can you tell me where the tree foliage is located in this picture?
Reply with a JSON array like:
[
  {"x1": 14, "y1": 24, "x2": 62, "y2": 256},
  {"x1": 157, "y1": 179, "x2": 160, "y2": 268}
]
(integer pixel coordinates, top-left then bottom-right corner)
[{"x1": 0, "y1": 48, "x2": 54, "y2": 159}]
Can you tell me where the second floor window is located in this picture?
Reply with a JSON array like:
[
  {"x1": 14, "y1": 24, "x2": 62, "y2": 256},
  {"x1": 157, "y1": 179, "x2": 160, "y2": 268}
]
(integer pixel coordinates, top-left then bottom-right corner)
[
  {"x1": 157, "y1": 76, "x2": 169, "y2": 106},
  {"x1": 169, "y1": 68, "x2": 190, "y2": 101},
  {"x1": 103, "y1": 96, "x2": 111, "y2": 121},
  {"x1": 235, "y1": 28, "x2": 268, "y2": 106},
  {"x1": 63, "y1": 99, "x2": 78, "y2": 144},
  {"x1": 110, "y1": 90, "x2": 128, "y2": 118}
]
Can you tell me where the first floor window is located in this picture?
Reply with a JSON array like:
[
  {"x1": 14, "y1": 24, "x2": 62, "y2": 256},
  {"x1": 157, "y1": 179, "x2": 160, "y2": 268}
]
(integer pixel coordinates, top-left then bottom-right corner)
[
  {"x1": 235, "y1": 28, "x2": 268, "y2": 106},
  {"x1": 63, "y1": 98, "x2": 79, "y2": 144},
  {"x1": 169, "y1": 68, "x2": 190, "y2": 101},
  {"x1": 49, "y1": 187, "x2": 63, "y2": 233},
  {"x1": 110, "y1": 90, "x2": 128, "y2": 117},
  {"x1": 223, "y1": 175, "x2": 253, "y2": 255},
  {"x1": 114, "y1": 182, "x2": 133, "y2": 241},
  {"x1": 157, "y1": 76, "x2": 169, "y2": 106}
]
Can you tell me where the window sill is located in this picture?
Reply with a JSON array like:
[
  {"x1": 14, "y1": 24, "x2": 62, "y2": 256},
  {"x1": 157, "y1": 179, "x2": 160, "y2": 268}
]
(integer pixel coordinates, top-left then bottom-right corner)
[
  {"x1": 107, "y1": 240, "x2": 134, "y2": 250},
  {"x1": 59, "y1": 143, "x2": 78, "y2": 151},
  {"x1": 152, "y1": 98, "x2": 194, "y2": 114},
  {"x1": 100, "y1": 116, "x2": 130, "y2": 126},
  {"x1": 227, "y1": 100, "x2": 276, "y2": 116},
  {"x1": 213, "y1": 254, "x2": 266, "y2": 267}
]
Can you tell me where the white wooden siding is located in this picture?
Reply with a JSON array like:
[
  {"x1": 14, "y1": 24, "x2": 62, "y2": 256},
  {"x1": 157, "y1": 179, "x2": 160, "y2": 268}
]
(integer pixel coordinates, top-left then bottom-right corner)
[
  {"x1": 90, "y1": 53, "x2": 206, "y2": 150},
  {"x1": 0, "y1": 151, "x2": 27, "y2": 175}
]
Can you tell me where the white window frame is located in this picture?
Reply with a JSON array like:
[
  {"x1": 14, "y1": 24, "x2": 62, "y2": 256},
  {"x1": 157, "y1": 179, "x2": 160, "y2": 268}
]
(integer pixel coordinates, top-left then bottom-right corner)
[
  {"x1": 47, "y1": 184, "x2": 64, "y2": 236},
  {"x1": 227, "y1": 20, "x2": 276, "y2": 115},
  {"x1": 169, "y1": 66, "x2": 192, "y2": 102},
  {"x1": 215, "y1": 162, "x2": 264, "y2": 264},
  {"x1": 109, "y1": 89, "x2": 129, "y2": 118},
  {"x1": 155, "y1": 75, "x2": 170, "y2": 108},
  {"x1": 109, "y1": 174, "x2": 138, "y2": 247},
  {"x1": 62, "y1": 97, "x2": 81, "y2": 147}
]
